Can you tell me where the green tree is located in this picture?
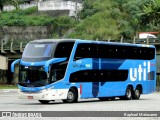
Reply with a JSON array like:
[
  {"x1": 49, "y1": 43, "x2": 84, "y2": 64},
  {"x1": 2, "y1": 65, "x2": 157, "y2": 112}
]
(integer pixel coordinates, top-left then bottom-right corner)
[
  {"x1": 78, "y1": 0, "x2": 99, "y2": 19},
  {"x1": 69, "y1": 0, "x2": 122, "y2": 40},
  {"x1": 139, "y1": 0, "x2": 160, "y2": 32}
]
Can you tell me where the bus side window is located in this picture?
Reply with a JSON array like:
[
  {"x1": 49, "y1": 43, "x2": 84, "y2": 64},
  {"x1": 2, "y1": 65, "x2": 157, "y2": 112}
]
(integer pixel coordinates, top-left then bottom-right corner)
[
  {"x1": 54, "y1": 42, "x2": 74, "y2": 59},
  {"x1": 49, "y1": 64, "x2": 65, "y2": 83},
  {"x1": 74, "y1": 44, "x2": 87, "y2": 60},
  {"x1": 74, "y1": 43, "x2": 100, "y2": 60},
  {"x1": 74, "y1": 43, "x2": 155, "y2": 60},
  {"x1": 145, "y1": 48, "x2": 155, "y2": 60},
  {"x1": 99, "y1": 44, "x2": 117, "y2": 58}
]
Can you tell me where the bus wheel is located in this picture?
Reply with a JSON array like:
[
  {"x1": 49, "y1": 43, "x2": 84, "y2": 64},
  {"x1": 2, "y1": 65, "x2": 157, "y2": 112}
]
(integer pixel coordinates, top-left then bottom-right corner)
[
  {"x1": 38, "y1": 100, "x2": 50, "y2": 104},
  {"x1": 62, "y1": 88, "x2": 78, "y2": 103},
  {"x1": 133, "y1": 87, "x2": 141, "y2": 99},
  {"x1": 124, "y1": 87, "x2": 132, "y2": 100}
]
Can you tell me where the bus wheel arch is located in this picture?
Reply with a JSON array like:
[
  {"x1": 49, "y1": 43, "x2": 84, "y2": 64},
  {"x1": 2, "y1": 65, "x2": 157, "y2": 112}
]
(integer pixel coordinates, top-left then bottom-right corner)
[
  {"x1": 133, "y1": 84, "x2": 142, "y2": 99},
  {"x1": 62, "y1": 87, "x2": 78, "y2": 103}
]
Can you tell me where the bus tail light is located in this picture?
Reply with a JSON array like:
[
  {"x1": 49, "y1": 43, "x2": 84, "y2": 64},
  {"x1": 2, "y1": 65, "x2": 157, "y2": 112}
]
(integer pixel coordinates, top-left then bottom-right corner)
[{"x1": 80, "y1": 84, "x2": 82, "y2": 94}]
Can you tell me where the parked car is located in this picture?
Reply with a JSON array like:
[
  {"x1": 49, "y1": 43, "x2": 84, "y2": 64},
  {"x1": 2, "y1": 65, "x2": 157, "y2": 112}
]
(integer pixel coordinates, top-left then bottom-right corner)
[{"x1": 137, "y1": 33, "x2": 158, "y2": 44}]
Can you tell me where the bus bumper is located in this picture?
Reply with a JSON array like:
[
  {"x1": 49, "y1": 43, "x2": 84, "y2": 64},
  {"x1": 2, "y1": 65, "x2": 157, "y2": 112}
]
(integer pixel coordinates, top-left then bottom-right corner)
[{"x1": 17, "y1": 89, "x2": 68, "y2": 100}]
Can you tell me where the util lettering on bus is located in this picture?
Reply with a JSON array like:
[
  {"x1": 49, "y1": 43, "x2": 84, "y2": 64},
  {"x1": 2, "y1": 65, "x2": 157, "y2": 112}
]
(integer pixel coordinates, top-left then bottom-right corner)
[{"x1": 130, "y1": 62, "x2": 150, "y2": 81}]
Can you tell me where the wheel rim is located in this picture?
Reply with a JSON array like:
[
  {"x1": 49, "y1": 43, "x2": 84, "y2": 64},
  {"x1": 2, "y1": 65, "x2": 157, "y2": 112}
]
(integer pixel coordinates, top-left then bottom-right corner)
[
  {"x1": 68, "y1": 91, "x2": 74, "y2": 100},
  {"x1": 135, "y1": 90, "x2": 140, "y2": 97},
  {"x1": 126, "y1": 89, "x2": 131, "y2": 98}
]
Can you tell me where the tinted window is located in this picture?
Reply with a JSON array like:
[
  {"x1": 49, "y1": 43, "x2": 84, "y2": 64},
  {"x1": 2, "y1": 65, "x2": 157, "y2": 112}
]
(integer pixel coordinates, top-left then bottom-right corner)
[
  {"x1": 23, "y1": 44, "x2": 54, "y2": 57},
  {"x1": 54, "y1": 42, "x2": 74, "y2": 58},
  {"x1": 19, "y1": 66, "x2": 48, "y2": 87},
  {"x1": 22, "y1": 43, "x2": 55, "y2": 62},
  {"x1": 74, "y1": 43, "x2": 155, "y2": 60},
  {"x1": 69, "y1": 70, "x2": 128, "y2": 82}
]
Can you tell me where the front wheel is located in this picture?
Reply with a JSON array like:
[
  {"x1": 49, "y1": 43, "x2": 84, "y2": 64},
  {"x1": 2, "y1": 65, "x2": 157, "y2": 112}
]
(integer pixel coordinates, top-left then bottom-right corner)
[
  {"x1": 38, "y1": 100, "x2": 50, "y2": 104},
  {"x1": 62, "y1": 88, "x2": 78, "y2": 103}
]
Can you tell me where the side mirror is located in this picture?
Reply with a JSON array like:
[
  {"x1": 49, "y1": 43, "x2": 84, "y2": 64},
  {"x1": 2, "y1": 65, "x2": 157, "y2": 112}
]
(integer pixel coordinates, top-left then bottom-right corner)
[{"x1": 11, "y1": 59, "x2": 20, "y2": 72}]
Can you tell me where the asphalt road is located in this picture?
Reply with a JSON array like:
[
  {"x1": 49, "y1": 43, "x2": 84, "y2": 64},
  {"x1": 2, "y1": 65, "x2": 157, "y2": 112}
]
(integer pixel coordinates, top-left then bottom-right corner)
[{"x1": 0, "y1": 90, "x2": 160, "y2": 120}]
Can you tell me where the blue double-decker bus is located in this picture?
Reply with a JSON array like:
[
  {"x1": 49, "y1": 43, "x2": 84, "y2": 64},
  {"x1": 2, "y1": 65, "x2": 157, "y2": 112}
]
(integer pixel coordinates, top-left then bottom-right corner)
[{"x1": 11, "y1": 39, "x2": 156, "y2": 104}]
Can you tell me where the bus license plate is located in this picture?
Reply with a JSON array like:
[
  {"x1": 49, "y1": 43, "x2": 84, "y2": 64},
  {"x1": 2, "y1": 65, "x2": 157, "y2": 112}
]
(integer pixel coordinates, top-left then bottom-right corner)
[{"x1": 28, "y1": 96, "x2": 33, "y2": 99}]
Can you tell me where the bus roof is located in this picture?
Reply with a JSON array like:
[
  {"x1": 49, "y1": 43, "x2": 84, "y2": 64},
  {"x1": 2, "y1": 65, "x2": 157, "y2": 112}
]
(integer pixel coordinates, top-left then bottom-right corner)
[
  {"x1": 76, "y1": 39, "x2": 155, "y2": 48},
  {"x1": 29, "y1": 39, "x2": 155, "y2": 48},
  {"x1": 30, "y1": 39, "x2": 76, "y2": 43}
]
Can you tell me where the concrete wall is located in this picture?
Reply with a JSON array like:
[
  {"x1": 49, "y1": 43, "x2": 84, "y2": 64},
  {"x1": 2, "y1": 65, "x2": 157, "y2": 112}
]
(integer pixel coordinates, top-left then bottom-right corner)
[
  {"x1": 0, "y1": 70, "x2": 8, "y2": 84},
  {"x1": 0, "y1": 26, "x2": 53, "y2": 45},
  {"x1": 12, "y1": 65, "x2": 19, "y2": 84},
  {"x1": 0, "y1": 56, "x2": 8, "y2": 70},
  {"x1": 36, "y1": 10, "x2": 70, "y2": 17}
]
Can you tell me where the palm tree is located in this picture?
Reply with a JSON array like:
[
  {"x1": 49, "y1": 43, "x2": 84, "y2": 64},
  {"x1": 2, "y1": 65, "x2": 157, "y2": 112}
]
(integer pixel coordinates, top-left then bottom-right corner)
[
  {"x1": 139, "y1": 0, "x2": 160, "y2": 29},
  {"x1": 0, "y1": 0, "x2": 20, "y2": 11}
]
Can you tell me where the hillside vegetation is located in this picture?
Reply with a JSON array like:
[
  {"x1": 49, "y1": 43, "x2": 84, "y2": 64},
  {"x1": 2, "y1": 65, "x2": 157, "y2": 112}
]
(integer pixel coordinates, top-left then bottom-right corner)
[
  {"x1": 69, "y1": 0, "x2": 160, "y2": 40},
  {"x1": 0, "y1": 7, "x2": 54, "y2": 26},
  {"x1": 0, "y1": 0, "x2": 160, "y2": 40},
  {"x1": 0, "y1": 7, "x2": 76, "y2": 38}
]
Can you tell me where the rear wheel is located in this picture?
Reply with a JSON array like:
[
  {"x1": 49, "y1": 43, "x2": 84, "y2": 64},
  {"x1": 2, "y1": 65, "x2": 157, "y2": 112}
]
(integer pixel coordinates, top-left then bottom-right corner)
[
  {"x1": 38, "y1": 100, "x2": 50, "y2": 104},
  {"x1": 62, "y1": 88, "x2": 78, "y2": 103},
  {"x1": 133, "y1": 87, "x2": 141, "y2": 99}
]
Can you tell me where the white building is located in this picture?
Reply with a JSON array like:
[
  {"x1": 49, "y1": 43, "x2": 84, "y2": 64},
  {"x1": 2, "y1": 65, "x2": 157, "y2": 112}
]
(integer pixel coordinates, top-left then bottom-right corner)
[
  {"x1": 2, "y1": 0, "x2": 82, "y2": 17},
  {"x1": 38, "y1": 0, "x2": 82, "y2": 17}
]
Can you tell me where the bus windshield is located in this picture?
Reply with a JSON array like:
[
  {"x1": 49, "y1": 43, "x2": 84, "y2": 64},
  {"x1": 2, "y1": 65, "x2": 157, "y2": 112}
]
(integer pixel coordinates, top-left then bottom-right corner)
[
  {"x1": 19, "y1": 65, "x2": 49, "y2": 87},
  {"x1": 22, "y1": 43, "x2": 55, "y2": 62}
]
